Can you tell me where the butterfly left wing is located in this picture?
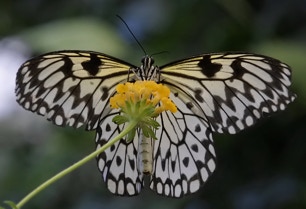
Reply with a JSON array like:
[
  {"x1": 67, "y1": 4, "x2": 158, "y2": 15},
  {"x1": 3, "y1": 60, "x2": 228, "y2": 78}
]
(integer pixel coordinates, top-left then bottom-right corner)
[
  {"x1": 160, "y1": 52, "x2": 296, "y2": 134},
  {"x1": 15, "y1": 50, "x2": 135, "y2": 130}
]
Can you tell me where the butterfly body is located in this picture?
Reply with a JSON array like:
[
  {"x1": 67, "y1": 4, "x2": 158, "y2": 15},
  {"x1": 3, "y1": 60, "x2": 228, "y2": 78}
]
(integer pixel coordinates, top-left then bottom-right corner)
[
  {"x1": 137, "y1": 133, "x2": 153, "y2": 175},
  {"x1": 131, "y1": 55, "x2": 159, "y2": 81},
  {"x1": 16, "y1": 50, "x2": 296, "y2": 197}
]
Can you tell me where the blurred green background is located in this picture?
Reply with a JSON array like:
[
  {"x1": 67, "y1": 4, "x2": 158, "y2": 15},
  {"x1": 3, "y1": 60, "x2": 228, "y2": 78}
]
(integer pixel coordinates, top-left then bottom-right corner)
[{"x1": 0, "y1": 0, "x2": 305, "y2": 209}]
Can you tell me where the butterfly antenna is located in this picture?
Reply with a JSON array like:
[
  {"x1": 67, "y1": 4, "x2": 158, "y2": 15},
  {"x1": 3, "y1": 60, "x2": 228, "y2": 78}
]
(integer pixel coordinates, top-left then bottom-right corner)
[
  {"x1": 116, "y1": 15, "x2": 147, "y2": 55},
  {"x1": 151, "y1": 51, "x2": 169, "y2": 57}
]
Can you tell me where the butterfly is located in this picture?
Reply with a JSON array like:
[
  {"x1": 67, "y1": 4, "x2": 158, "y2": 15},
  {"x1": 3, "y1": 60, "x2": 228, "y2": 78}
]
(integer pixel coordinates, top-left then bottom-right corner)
[{"x1": 15, "y1": 50, "x2": 296, "y2": 197}]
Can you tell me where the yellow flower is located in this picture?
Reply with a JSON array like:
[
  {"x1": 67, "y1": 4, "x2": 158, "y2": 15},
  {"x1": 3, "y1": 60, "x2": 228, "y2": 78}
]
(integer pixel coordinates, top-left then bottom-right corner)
[
  {"x1": 110, "y1": 81, "x2": 177, "y2": 114},
  {"x1": 109, "y1": 81, "x2": 177, "y2": 142}
]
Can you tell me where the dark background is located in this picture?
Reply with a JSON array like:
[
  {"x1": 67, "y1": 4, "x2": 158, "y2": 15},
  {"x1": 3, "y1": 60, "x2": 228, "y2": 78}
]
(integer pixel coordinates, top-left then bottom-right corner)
[{"x1": 0, "y1": 0, "x2": 305, "y2": 209}]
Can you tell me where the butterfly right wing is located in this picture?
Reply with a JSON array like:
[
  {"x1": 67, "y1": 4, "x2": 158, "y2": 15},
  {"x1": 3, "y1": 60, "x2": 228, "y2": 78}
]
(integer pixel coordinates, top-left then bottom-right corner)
[
  {"x1": 15, "y1": 50, "x2": 136, "y2": 130},
  {"x1": 95, "y1": 108, "x2": 144, "y2": 196},
  {"x1": 149, "y1": 92, "x2": 216, "y2": 197},
  {"x1": 160, "y1": 53, "x2": 296, "y2": 134}
]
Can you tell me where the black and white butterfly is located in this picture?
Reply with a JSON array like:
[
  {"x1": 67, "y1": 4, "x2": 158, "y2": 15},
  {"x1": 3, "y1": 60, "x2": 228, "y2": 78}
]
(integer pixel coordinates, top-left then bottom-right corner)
[{"x1": 15, "y1": 50, "x2": 296, "y2": 197}]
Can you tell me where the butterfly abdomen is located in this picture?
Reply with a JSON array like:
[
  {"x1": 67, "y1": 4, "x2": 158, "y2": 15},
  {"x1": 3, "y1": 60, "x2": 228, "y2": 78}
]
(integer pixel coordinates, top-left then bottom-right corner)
[{"x1": 137, "y1": 133, "x2": 153, "y2": 175}]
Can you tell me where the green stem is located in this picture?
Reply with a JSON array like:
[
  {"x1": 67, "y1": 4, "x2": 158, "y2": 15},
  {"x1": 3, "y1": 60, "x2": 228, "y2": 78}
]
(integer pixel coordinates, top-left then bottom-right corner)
[{"x1": 16, "y1": 120, "x2": 138, "y2": 209}]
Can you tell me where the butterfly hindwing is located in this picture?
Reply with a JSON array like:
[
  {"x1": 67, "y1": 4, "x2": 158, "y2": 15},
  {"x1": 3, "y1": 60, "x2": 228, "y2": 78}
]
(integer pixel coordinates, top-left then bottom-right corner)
[
  {"x1": 160, "y1": 53, "x2": 296, "y2": 134},
  {"x1": 15, "y1": 50, "x2": 135, "y2": 130},
  {"x1": 96, "y1": 108, "x2": 144, "y2": 196},
  {"x1": 150, "y1": 93, "x2": 216, "y2": 197}
]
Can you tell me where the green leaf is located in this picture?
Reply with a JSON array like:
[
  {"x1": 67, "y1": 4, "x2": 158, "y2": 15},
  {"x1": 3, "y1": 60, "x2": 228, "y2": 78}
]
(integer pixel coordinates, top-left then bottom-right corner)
[
  {"x1": 124, "y1": 100, "x2": 132, "y2": 113},
  {"x1": 126, "y1": 128, "x2": 136, "y2": 143},
  {"x1": 148, "y1": 119, "x2": 160, "y2": 129},
  {"x1": 143, "y1": 117, "x2": 160, "y2": 129},
  {"x1": 112, "y1": 115, "x2": 128, "y2": 125},
  {"x1": 141, "y1": 125, "x2": 157, "y2": 140},
  {"x1": 142, "y1": 106, "x2": 155, "y2": 117}
]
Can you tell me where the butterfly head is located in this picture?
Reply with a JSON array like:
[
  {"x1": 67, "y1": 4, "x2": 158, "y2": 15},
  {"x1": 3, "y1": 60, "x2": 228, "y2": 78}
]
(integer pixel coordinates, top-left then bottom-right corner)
[{"x1": 132, "y1": 55, "x2": 159, "y2": 81}]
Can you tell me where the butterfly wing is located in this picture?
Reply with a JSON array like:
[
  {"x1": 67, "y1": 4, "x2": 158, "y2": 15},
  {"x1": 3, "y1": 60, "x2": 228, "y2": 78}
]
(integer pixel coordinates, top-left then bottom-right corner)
[
  {"x1": 147, "y1": 52, "x2": 296, "y2": 197},
  {"x1": 15, "y1": 50, "x2": 135, "y2": 130},
  {"x1": 150, "y1": 93, "x2": 216, "y2": 197},
  {"x1": 159, "y1": 52, "x2": 296, "y2": 134},
  {"x1": 96, "y1": 108, "x2": 144, "y2": 196}
]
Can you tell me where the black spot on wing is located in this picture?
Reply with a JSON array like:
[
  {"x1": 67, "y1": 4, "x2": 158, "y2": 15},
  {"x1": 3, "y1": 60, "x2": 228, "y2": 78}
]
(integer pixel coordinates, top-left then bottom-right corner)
[
  {"x1": 230, "y1": 59, "x2": 246, "y2": 78},
  {"x1": 194, "y1": 88, "x2": 204, "y2": 102},
  {"x1": 186, "y1": 102, "x2": 193, "y2": 109},
  {"x1": 171, "y1": 160, "x2": 176, "y2": 172},
  {"x1": 61, "y1": 57, "x2": 74, "y2": 77},
  {"x1": 81, "y1": 53, "x2": 103, "y2": 76},
  {"x1": 129, "y1": 158, "x2": 135, "y2": 171},
  {"x1": 182, "y1": 157, "x2": 189, "y2": 167},
  {"x1": 116, "y1": 156, "x2": 122, "y2": 166},
  {"x1": 110, "y1": 144, "x2": 116, "y2": 152},
  {"x1": 195, "y1": 124, "x2": 201, "y2": 132},
  {"x1": 191, "y1": 144, "x2": 199, "y2": 152},
  {"x1": 101, "y1": 86, "x2": 109, "y2": 101},
  {"x1": 198, "y1": 55, "x2": 222, "y2": 77},
  {"x1": 105, "y1": 123, "x2": 111, "y2": 132}
]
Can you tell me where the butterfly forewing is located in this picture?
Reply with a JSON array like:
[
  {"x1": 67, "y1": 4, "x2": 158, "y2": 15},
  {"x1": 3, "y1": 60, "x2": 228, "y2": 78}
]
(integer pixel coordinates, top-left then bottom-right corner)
[
  {"x1": 15, "y1": 51, "x2": 135, "y2": 130},
  {"x1": 160, "y1": 53, "x2": 296, "y2": 134}
]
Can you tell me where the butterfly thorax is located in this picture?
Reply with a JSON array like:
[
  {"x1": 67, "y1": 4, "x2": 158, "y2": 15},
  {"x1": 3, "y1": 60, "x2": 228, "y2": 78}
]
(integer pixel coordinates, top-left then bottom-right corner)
[{"x1": 132, "y1": 55, "x2": 159, "y2": 81}]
